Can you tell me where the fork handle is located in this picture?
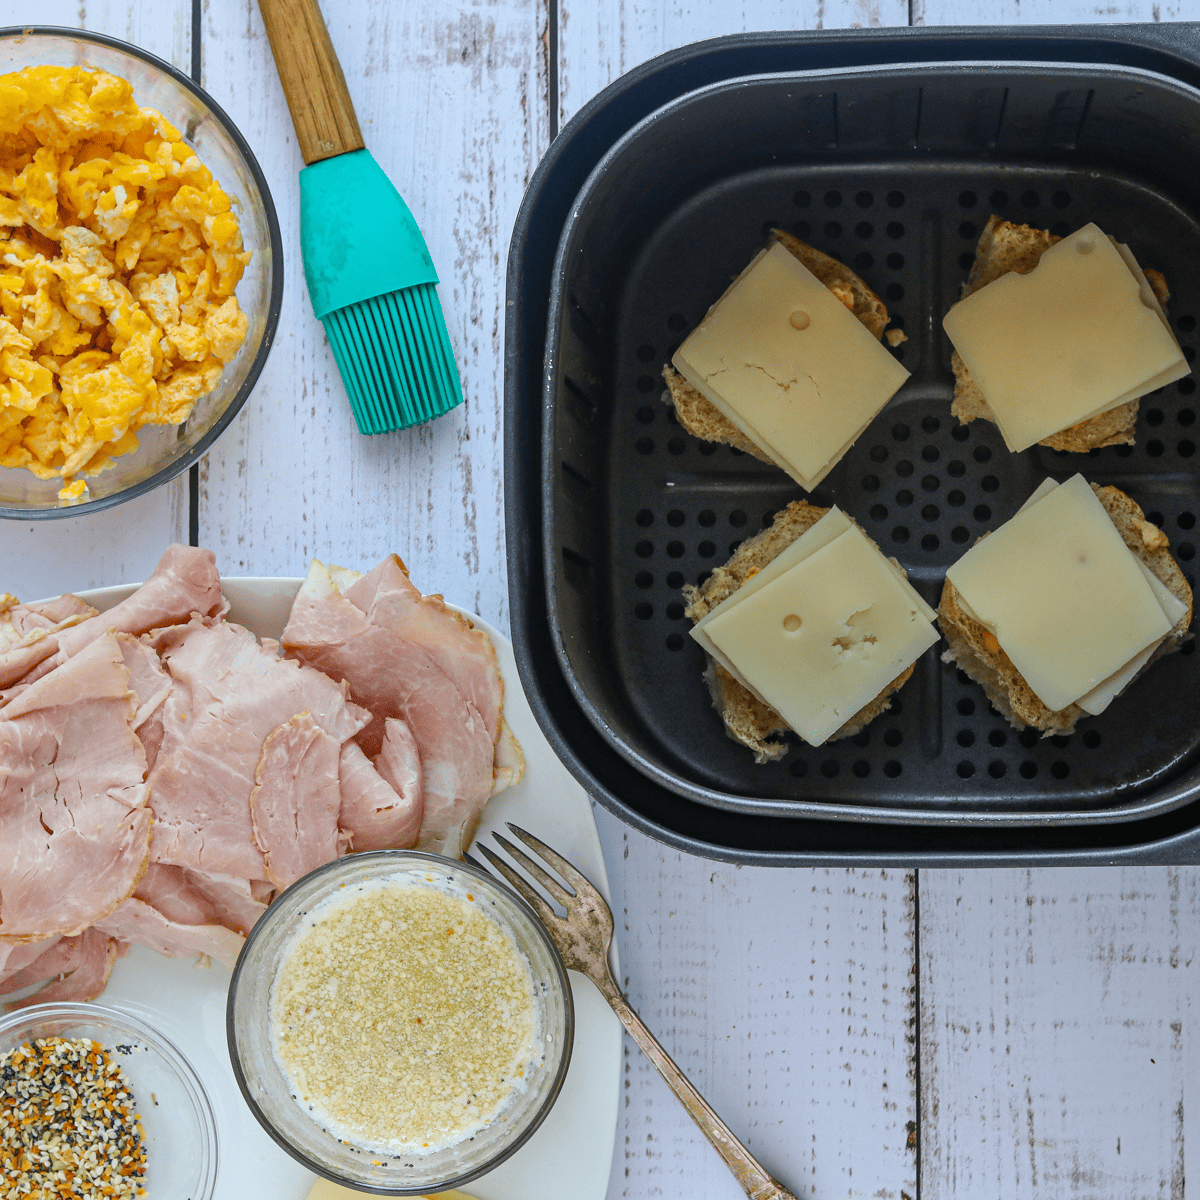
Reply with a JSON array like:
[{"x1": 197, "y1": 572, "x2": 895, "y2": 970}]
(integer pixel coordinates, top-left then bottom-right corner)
[{"x1": 595, "y1": 976, "x2": 798, "y2": 1200}]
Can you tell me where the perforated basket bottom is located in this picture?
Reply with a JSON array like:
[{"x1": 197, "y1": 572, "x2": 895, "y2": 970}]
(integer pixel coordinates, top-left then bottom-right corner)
[{"x1": 601, "y1": 163, "x2": 1200, "y2": 815}]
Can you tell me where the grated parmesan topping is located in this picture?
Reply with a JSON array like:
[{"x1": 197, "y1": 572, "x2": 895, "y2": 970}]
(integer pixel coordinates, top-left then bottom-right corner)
[{"x1": 271, "y1": 879, "x2": 536, "y2": 1153}]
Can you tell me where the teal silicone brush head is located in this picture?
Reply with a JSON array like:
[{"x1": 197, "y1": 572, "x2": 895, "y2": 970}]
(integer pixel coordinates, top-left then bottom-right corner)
[
  {"x1": 323, "y1": 286, "x2": 462, "y2": 434},
  {"x1": 299, "y1": 149, "x2": 463, "y2": 434}
]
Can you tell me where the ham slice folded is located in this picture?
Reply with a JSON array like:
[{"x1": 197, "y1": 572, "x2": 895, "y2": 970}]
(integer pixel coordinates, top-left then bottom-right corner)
[
  {"x1": 147, "y1": 620, "x2": 369, "y2": 878},
  {"x1": 134, "y1": 864, "x2": 268, "y2": 937},
  {"x1": 249, "y1": 712, "x2": 344, "y2": 890},
  {"x1": 345, "y1": 556, "x2": 504, "y2": 740},
  {"x1": 0, "y1": 928, "x2": 119, "y2": 1010},
  {"x1": 0, "y1": 634, "x2": 151, "y2": 940},
  {"x1": 0, "y1": 544, "x2": 223, "y2": 691},
  {"x1": 282, "y1": 559, "x2": 503, "y2": 858},
  {"x1": 0, "y1": 593, "x2": 95, "y2": 652},
  {"x1": 94, "y1": 897, "x2": 244, "y2": 972},
  {"x1": 0, "y1": 594, "x2": 97, "y2": 690},
  {"x1": 0, "y1": 938, "x2": 61, "y2": 988},
  {"x1": 338, "y1": 722, "x2": 423, "y2": 852}
]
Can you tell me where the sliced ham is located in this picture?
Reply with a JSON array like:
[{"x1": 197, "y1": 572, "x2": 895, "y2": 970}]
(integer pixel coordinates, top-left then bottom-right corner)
[
  {"x1": 56, "y1": 544, "x2": 224, "y2": 657},
  {"x1": 492, "y1": 719, "x2": 525, "y2": 797},
  {"x1": 0, "y1": 634, "x2": 152, "y2": 940},
  {"x1": 94, "y1": 897, "x2": 244, "y2": 972},
  {"x1": 0, "y1": 593, "x2": 95, "y2": 652},
  {"x1": 1, "y1": 928, "x2": 118, "y2": 1010},
  {"x1": 134, "y1": 864, "x2": 267, "y2": 937},
  {"x1": 0, "y1": 938, "x2": 61, "y2": 988},
  {"x1": 116, "y1": 634, "x2": 173, "y2": 771},
  {"x1": 147, "y1": 620, "x2": 368, "y2": 878},
  {"x1": 117, "y1": 634, "x2": 172, "y2": 728},
  {"x1": 282, "y1": 560, "x2": 496, "y2": 858},
  {"x1": 344, "y1": 556, "x2": 504, "y2": 740},
  {"x1": 249, "y1": 712, "x2": 343, "y2": 890},
  {"x1": 339, "y1": 722, "x2": 423, "y2": 852},
  {"x1": 0, "y1": 595, "x2": 97, "y2": 689},
  {"x1": 0, "y1": 545, "x2": 222, "y2": 691}
]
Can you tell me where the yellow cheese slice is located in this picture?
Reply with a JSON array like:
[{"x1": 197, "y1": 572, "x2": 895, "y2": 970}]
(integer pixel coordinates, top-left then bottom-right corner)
[
  {"x1": 697, "y1": 526, "x2": 938, "y2": 746},
  {"x1": 693, "y1": 507, "x2": 935, "y2": 648},
  {"x1": 945, "y1": 474, "x2": 1173, "y2": 712},
  {"x1": 943, "y1": 224, "x2": 1190, "y2": 452},
  {"x1": 1018, "y1": 479, "x2": 1187, "y2": 627},
  {"x1": 1075, "y1": 558, "x2": 1190, "y2": 715},
  {"x1": 672, "y1": 243, "x2": 910, "y2": 489},
  {"x1": 968, "y1": 475, "x2": 1187, "y2": 715}
]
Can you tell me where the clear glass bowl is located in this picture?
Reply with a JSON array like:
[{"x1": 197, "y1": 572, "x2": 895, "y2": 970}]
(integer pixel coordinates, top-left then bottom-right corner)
[
  {"x1": 228, "y1": 851, "x2": 575, "y2": 1195},
  {"x1": 0, "y1": 1001, "x2": 219, "y2": 1199},
  {"x1": 0, "y1": 27, "x2": 283, "y2": 518}
]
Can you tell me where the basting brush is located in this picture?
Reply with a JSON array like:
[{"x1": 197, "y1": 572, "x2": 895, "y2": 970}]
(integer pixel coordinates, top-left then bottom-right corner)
[{"x1": 257, "y1": 0, "x2": 463, "y2": 434}]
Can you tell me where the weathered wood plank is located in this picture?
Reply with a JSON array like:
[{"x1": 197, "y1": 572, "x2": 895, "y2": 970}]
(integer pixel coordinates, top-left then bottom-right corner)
[
  {"x1": 197, "y1": 0, "x2": 550, "y2": 629},
  {"x1": 596, "y1": 809, "x2": 918, "y2": 1200},
  {"x1": 557, "y1": 0, "x2": 908, "y2": 128},
  {"x1": 0, "y1": 1, "x2": 190, "y2": 600},
  {"x1": 914, "y1": 0, "x2": 1178, "y2": 23},
  {"x1": 919, "y1": 867, "x2": 1198, "y2": 1200}
]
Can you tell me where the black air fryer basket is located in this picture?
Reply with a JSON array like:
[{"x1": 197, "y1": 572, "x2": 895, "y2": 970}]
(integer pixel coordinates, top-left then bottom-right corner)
[{"x1": 505, "y1": 25, "x2": 1200, "y2": 866}]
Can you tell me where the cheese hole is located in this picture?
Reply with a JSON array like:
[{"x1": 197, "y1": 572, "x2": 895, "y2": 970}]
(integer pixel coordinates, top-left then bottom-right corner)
[
  {"x1": 1075, "y1": 237, "x2": 1095, "y2": 255},
  {"x1": 782, "y1": 614, "x2": 803, "y2": 632},
  {"x1": 789, "y1": 310, "x2": 811, "y2": 331}
]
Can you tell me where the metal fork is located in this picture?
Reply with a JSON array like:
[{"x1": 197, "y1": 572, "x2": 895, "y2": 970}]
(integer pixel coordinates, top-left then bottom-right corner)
[{"x1": 467, "y1": 824, "x2": 799, "y2": 1200}]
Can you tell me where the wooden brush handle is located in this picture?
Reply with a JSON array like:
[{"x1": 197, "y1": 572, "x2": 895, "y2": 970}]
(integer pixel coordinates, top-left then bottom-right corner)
[{"x1": 257, "y1": 0, "x2": 365, "y2": 164}]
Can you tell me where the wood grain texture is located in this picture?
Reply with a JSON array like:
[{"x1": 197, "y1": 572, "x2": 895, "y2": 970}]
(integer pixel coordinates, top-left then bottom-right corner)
[
  {"x1": 596, "y1": 809, "x2": 917, "y2": 1200},
  {"x1": 914, "y1": 0, "x2": 1182, "y2": 23},
  {"x1": 557, "y1": 0, "x2": 908, "y2": 128},
  {"x1": 919, "y1": 867, "x2": 1199, "y2": 1200},
  {"x1": 256, "y1": 0, "x2": 365, "y2": 163},
  {"x1": 0, "y1": 0, "x2": 190, "y2": 602},
  {"x1": 198, "y1": 0, "x2": 549, "y2": 629}
]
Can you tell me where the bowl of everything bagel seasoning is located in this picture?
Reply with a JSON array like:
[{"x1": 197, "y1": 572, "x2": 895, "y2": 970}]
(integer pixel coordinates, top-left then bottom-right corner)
[
  {"x1": 227, "y1": 850, "x2": 573, "y2": 1195},
  {"x1": 0, "y1": 1002, "x2": 217, "y2": 1200}
]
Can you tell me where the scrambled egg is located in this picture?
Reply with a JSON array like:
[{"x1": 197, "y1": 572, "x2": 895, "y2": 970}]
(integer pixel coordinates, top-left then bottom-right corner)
[{"x1": 0, "y1": 65, "x2": 251, "y2": 498}]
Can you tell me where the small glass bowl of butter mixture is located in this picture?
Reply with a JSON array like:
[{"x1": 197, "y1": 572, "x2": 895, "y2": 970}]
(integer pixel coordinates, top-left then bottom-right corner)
[{"x1": 228, "y1": 851, "x2": 573, "y2": 1194}]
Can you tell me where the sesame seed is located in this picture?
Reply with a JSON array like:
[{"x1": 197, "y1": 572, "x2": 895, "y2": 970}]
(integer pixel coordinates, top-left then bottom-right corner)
[{"x1": 0, "y1": 1038, "x2": 146, "y2": 1199}]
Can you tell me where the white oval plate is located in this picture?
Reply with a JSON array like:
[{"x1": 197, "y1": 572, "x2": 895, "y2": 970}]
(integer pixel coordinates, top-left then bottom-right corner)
[{"x1": 70, "y1": 578, "x2": 622, "y2": 1200}]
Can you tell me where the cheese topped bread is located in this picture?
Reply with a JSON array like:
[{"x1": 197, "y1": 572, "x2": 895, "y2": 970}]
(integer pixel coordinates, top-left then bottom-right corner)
[
  {"x1": 947, "y1": 217, "x2": 1184, "y2": 452},
  {"x1": 684, "y1": 502, "x2": 937, "y2": 760},
  {"x1": 938, "y1": 475, "x2": 1193, "y2": 735},
  {"x1": 664, "y1": 231, "x2": 907, "y2": 490}
]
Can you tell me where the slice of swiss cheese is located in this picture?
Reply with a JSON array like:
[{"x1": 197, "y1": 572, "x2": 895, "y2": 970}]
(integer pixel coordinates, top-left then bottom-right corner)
[
  {"x1": 693, "y1": 507, "x2": 935, "y2": 639},
  {"x1": 943, "y1": 224, "x2": 1189, "y2": 452},
  {"x1": 1003, "y1": 477, "x2": 1188, "y2": 715},
  {"x1": 673, "y1": 243, "x2": 910, "y2": 490},
  {"x1": 694, "y1": 514, "x2": 938, "y2": 746},
  {"x1": 946, "y1": 474, "x2": 1175, "y2": 713}
]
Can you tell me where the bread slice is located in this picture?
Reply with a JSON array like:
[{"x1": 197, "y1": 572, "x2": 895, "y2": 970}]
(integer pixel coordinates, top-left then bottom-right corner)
[
  {"x1": 937, "y1": 483, "x2": 1193, "y2": 736},
  {"x1": 662, "y1": 230, "x2": 893, "y2": 461},
  {"x1": 951, "y1": 216, "x2": 1171, "y2": 452},
  {"x1": 683, "y1": 500, "x2": 916, "y2": 762}
]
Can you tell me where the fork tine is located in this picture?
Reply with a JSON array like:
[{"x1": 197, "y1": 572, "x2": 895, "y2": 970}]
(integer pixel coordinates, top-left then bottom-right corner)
[
  {"x1": 461, "y1": 851, "x2": 487, "y2": 873},
  {"x1": 474, "y1": 844, "x2": 558, "y2": 927},
  {"x1": 506, "y1": 823, "x2": 602, "y2": 902},
  {"x1": 491, "y1": 831, "x2": 575, "y2": 908}
]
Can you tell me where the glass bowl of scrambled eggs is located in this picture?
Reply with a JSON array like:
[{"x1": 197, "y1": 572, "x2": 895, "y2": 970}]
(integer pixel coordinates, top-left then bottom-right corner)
[{"x1": 0, "y1": 27, "x2": 282, "y2": 516}]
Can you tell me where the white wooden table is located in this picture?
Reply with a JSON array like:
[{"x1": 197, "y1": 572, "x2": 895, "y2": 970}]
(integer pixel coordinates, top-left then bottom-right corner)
[{"x1": 5, "y1": 1, "x2": 1199, "y2": 1197}]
